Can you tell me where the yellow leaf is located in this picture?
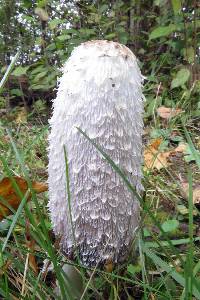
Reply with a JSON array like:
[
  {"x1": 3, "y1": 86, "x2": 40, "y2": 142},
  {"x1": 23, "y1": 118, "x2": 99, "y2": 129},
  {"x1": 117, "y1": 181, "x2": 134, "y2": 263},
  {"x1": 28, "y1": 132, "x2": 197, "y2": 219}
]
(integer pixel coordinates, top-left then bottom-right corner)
[
  {"x1": 0, "y1": 176, "x2": 48, "y2": 220},
  {"x1": 15, "y1": 108, "x2": 27, "y2": 124},
  {"x1": 144, "y1": 138, "x2": 171, "y2": 170}
]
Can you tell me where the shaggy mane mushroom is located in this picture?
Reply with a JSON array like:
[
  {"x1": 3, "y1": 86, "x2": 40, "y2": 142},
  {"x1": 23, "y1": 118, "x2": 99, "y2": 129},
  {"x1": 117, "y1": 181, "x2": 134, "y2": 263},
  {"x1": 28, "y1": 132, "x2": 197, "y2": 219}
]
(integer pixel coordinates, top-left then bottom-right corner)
[{"x1": 48, "y1": 40, "x2": 144, "y2": 268}]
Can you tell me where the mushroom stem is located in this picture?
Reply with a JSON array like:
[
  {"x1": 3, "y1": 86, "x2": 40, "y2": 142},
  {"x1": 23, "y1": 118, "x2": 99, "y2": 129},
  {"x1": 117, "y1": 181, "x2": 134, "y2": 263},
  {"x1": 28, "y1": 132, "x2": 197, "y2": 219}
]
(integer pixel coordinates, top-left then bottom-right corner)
[{"x1": 55, "y1": 264, "x2": 83, "y2": 300}]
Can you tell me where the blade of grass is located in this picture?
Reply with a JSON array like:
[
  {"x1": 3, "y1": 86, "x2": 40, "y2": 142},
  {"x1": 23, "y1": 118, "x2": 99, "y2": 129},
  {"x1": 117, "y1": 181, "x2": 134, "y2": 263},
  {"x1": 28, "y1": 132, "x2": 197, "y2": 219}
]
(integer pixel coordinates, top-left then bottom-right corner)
[
  {"x1": 188, "y1": 169, "x2": 194, "y2": 298},
  {"x1": 76, "y1": 127, "x2": 184, "y2": 264},
  {"x1": 145, "y1": 237, "x2": 200, "y2": 248},
  {"x1": 63, "y1": 145, "x2": 85, "y2": 298},
  {"x1": 24, "y1": 125, "x2": 48, "y2": 156},
  {"x1": 4, "y1": 129, "x2": 70, "y2": 299},
  {"x1": 143, "y1": 243, "x2": 200, "y2": 299},
  {"x1": 0, "y1": 152, "x2": 73, "y2": 298},
  {"x1": 2, "y1": 191, "x2": 29, "y2": 252},
  {"x1": 0, "y1": 51, "x2": 20, "y2": 93},
  {"x1": 77, "y1": 127, "x2": 200, "y2": 296},
  {"x1": 139, "y1": 234, "x2": 148, "y2": 300},
  {"x1": 181, "y1": 169, "x2": 194, "y2": 300}
]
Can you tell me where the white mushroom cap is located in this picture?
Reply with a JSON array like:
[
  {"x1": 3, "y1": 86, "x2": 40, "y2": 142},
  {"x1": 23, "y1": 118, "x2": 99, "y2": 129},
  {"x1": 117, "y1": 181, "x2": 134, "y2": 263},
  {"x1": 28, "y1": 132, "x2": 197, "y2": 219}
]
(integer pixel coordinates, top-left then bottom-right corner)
[{"x1": 48, "y1": 40, "x2": 144, "y2": 267}]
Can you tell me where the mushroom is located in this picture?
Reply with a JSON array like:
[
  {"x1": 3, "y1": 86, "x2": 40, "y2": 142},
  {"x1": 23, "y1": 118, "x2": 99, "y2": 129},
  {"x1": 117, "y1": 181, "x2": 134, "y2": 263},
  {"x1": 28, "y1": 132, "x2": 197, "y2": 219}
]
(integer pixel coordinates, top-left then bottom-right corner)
[{"x1": 48, "y1": 40, "x2": 144, "y2": 268}]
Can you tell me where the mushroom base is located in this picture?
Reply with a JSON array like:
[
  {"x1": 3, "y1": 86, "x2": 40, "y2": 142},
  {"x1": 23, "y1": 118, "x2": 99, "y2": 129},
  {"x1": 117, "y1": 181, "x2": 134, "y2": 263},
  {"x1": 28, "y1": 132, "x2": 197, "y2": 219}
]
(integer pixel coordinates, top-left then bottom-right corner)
[{"x1": 61, "y1": 232, "x2": 139, "y2": 268}]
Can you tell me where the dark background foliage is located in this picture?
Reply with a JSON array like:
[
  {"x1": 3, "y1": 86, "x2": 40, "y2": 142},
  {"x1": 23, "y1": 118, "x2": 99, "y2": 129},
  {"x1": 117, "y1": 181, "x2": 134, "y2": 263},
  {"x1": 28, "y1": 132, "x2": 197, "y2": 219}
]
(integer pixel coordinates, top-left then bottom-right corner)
[{"x1": 0, "y1": 0, "x2": 199, "y2": 116}]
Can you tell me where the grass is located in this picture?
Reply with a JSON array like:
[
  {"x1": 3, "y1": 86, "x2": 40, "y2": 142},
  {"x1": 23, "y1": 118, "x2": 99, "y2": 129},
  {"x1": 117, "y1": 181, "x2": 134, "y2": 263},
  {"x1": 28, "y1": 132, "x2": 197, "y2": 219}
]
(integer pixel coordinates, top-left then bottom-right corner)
[
  {"x1": 0, "y1": 113, "x2": 200, "y2": 300},
  {"x1": 0, "y1": 59, "x2": 200, "y2": 300}
]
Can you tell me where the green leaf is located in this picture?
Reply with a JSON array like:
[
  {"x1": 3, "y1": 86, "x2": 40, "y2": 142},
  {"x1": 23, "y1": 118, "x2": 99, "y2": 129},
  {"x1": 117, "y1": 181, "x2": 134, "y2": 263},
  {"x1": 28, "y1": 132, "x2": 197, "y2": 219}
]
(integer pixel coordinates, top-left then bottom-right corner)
[
  {"x1": 177, "y1": 204, "x2": 189, "y2": 215},
  {"x1": 30, "y1": 84, "x2": 49, "y2": 90},
  {"x1": 49, "y1": 19, "x2": 62, "y2": 30},
  {"x1": 183, "y1": 125, "x2": 200, "y2": 170},
  {"x1": 22, "y1": 15, "x2": 34, "y2": 22},
  {"x1": 171, "y1": 0, "x2": 181, "y2": 15},
  {"x1": 143, "y1": 244, "x2": 200, "y2": 299},
  {"x1": 170, "y1": 135, "x2": 183, "y2": 142},
  {"x1": 127, "y1": 264, "x2": 141, "y2": 275},
  {"x1": 118, "y1": 32, "x2": 128, "y2": 44},
  {"x1": 183, "y1": 47, "x2": 195, "y2": 63},
  {"x1": 12, "y1": 66, "x2": 29, "y2": 77},
  {"x1": 184, "y1": 145, "x2": 200, "y2": 163},
  {"x1": 37, "y1": 0, "x2": 48, "y2": 8},
  {"x1": 105, "y1": 33, "x2": 116, "y2": 40},
  {"x1": 33, "y1": 70, "x2": 48, "y2": 81},
  {"x1": 149, "y1": 24, "x2": 176, "y2": 40},
  {"x1": 79, "y1": 28, "x2": 95, "y2": 36},
  {"x1": 88, "y1": 13, "x2": 101, "y2": 23},
  {"x1": 10, "y1": 88, "x2": 23, "y2": 96},
  {"x1": 150, "y1": 128, "x2": 171, "y2": 139},
  {"x1": 29, "y1": 65, "x2": 45, "y2": 76},
  {"x1": 57, "y1": 34, "x2": 71, "y2": 41},
  {"x1": 161, "y1": 219, "x2": 179, "y2": 232},
  {"x1": 171, "y1": 68, "x2": 190, "y2": 89},
  {"x1": 143, "y1": 228, "x2": 151, "y2": 237},
  {"x1": 99, "y1": 4, "x2": 109, "y2": 13},
  {"x1": 46, "y1": 43, "x2": 56, "y2": 51}
]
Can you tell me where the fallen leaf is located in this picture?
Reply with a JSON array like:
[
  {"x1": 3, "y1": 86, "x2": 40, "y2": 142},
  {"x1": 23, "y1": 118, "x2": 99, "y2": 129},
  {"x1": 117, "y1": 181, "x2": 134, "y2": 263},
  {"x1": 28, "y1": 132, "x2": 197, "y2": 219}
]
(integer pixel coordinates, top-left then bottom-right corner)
[
  {"x1": 26, "y1": 225, "x2": 38, "y2": 274},
  {"x1": 180, "y1": 181, "x2": 200, "y2": 204},
  {"x1": 104, "y1": 259, "x2": 114, "y2": 273},
  {"x1": 0, "y1": 177, "x2": 48, "y2": 220},
  {"x1": 144, "y1": 138, "x2": 171, "y2": 170},
  {"x1": 174, "y1": 143, "x2": 200, "y2": 163},
  {"x1": 148, "y1": 138, "x2": 163, "y2": 150},
  {"x1": 157, "y1": 106, "x2": 183, "y2": 119},
  {"x1": 193, "y1": 187, "x2": 200, "y2": 204},
  {"x1": 174, "y1": 143, "x2": 187, "y2": 153}
]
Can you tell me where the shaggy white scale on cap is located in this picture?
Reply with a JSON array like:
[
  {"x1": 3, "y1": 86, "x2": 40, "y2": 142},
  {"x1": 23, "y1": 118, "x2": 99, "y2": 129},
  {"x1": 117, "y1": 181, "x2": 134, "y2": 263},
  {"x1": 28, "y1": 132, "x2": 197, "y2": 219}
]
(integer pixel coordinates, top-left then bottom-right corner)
[{"x1": 48, "y1": 40, "x2": 144, "y2": 267}]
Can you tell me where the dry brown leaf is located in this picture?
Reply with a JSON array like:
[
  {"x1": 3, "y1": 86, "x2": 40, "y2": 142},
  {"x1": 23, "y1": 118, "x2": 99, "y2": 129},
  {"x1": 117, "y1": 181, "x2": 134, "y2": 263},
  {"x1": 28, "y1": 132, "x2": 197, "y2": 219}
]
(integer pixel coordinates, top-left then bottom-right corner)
[
  {"x1": 0, "y1": 176, "x2": 48, "y2": 220},
  {"x1": 144, "y1": 151, "x2": 171, "y2": 170},
  {"x1": 144, "y1": 138, "x2": 191, "y2": 171},
  {"x1": 148, "y1": 138, "x2": 163, "y2": 150},
  {"x1": 0, "y1": 259, "x2": 12, "y2": 276},
  {"x1": 104, "y1": 259, "x2": 114, "y2": 273},
  {"x1": 174, "y1": 143, "x2": 187, "y2": 153},
  {"x1": 180, "y1": 181, "x2": 200, "y2": 204},
  {"x1": 26, "y1": 237, "x2": 38, "y2": 274},
  {"x1": 25, "y1": 216, "x2": 38, "y2": 274},
  {"x1": 157, "y1": 106, "x2": 183, "y2": 119},
  {"x1": 144, "y1": 138, "x2": 171, "y2": 170},
  {"x1": 193, "y1": 187, "x2": 200, "y2": 204}
]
